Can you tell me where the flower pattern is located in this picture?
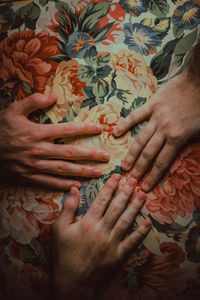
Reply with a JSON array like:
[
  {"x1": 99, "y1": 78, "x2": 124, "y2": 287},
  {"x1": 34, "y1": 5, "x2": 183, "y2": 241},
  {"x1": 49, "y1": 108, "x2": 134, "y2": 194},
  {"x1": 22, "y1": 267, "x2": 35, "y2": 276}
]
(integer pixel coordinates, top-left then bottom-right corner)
[
  {"x1": 0, "y1": 0, "x2": 200, "y2": 299},
  {"x1": 123, "y1": 23, "x2": 162, "y2": 55},
  {"x1": 119, "y1": 0, "x2": 147, "y2": 17},
  {"x1": 172, "y1": 1, "x2": 200, "y2": 30}
]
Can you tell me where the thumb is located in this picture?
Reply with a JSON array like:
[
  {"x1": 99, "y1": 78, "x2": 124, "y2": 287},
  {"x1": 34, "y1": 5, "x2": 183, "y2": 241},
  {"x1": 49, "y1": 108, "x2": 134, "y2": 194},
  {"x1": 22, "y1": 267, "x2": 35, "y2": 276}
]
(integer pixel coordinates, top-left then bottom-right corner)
[
  {"x1": 59, "y1": 187, "x2": 80, "y2": 226},
  {"x1": 13, "y1": 93, "x2": 57, "y2": 116}
]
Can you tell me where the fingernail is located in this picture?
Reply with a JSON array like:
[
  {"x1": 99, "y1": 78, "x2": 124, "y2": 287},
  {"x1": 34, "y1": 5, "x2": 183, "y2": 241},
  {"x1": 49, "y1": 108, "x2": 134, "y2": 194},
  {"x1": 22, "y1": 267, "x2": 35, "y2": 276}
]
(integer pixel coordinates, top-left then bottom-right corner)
[
  {"x1": 142, "y1": 182, "x2": 150, "y2": 192},
  {"x1": 92, "y1": 168, "x2": 102, "y2": 176},
  {"x1": 47, "y1": 94, "x2": 57, "y2": 101},
  {"x1": 112, "y1": 174, "x2": 121, "y2": 181},
  {"x1": 70, "y1": 186, "x2": 78, "y2": 195},
  {"x1": 113, "y1": 127, "x2": 119, "y2": 136},
  {"x1": 127, "y1": 177, "x2": 136, "y2": 186},
  {"x1": 122, "y1": 161, "x2": 131, "y2": 171},
  {"x1": 137, "y1": 191, "x2": 146, "y2": 201},
  {"x1": 143, "y1": 219, "x2": 152, "y2": 228},
  {"x1": 73, "y1": 182, "x2": 81, "y2": 189},
  {"x1": 94, "y1": 124, "x2": 102, "y2": 132},
  {"x1": 100, "y1": 152, "x2": 110, "y2": 160}
]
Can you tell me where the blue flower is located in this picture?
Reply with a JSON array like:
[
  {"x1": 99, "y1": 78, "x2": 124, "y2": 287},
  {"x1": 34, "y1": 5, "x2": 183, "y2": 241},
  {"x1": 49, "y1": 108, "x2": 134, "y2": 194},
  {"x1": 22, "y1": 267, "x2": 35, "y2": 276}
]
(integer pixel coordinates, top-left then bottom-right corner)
[
  {"x1": 66, "y1": 32, "x2": 95, "y2": 59},
  {"x1": 172, "y1": 1, "x2": 200, "y2": 30},
  {"x1": 119, "y1": 0, "x2": 147, "y2": 17},
  {"x1": 123, "y1": 23, "x2": 161, "y2": 55}
]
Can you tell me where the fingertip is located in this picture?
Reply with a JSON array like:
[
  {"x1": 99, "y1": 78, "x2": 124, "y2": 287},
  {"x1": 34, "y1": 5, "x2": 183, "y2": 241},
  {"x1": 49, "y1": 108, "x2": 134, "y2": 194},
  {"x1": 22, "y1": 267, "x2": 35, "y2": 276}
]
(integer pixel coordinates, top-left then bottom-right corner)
[
  {"x1": 46, "y1": 94, "x2": 57, "y2": 103},
  {"x1": 121, "y1": 160, "x2": 131, "y2": 171},
  {"x1": 113, "y1": 127, "x2": 120, "y2": 137},
  {"x1": 141, "y1": 182, "x2": 151, "y2": 192},
  {"x1": 143, "y1": 219, "x2": 152, "y2": 229},
  {"x1": 112, "y1": 173, "x2": 121, "y2": 181},
  {"x1": 137, "y1": 190, "x2": 146, "y2": 201},
  {"x1": 70, "y1": 186, "x2": 80, "y2": 197}
]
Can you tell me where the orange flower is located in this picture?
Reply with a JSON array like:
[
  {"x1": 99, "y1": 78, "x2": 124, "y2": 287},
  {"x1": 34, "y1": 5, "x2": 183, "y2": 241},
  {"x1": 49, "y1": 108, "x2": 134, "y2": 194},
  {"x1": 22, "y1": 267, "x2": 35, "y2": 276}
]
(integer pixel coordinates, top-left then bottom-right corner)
[
  {"x1": 0, "y1": 30, "x2": 60, "y2": 100},
  {"x1": 146, "y1": 143, "x2": 200, "y2": 223}
]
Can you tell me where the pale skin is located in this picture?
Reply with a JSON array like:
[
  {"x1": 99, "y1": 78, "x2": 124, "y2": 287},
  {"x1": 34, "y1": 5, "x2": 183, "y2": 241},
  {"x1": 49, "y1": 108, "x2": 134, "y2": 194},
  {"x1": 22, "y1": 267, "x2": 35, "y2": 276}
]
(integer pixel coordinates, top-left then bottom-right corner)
[
  {"x1": 113, "y1": 42, "x2": 200, "y2": 192},
  {"x1": 52, "y1": 174, "x2": 152, "y2": 300},
  {"x1": 0, "y1": 93, "x2": 110, "y2": 189}
]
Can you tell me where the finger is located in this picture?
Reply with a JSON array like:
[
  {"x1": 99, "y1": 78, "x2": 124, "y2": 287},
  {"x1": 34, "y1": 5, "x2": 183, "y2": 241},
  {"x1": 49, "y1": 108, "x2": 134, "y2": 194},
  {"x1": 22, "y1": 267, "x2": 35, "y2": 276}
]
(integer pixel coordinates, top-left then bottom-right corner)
[
  {"x1": 24, "y1": 173, "x2": 81, "y2": 190},
  {"x1": 111, "y1": 191, "x2": 146, "y2": 241},
  {"x1": 87, "y1": 174, "x2": 121, "y2": 220},
  {"x1": 113, "y1": 102, "x2": 151, "y2": 137},
  {"x1": 26, "y1": 159, "x2": 102, "y2": 178},
  {"x1": 58, "y1": 187, "x2": 80, "y2": 225},
  {"x1": 142, "y1": 142, "x2": 178, "y2": 192},
  {"x1": 103, "y1": 176, "x2": 137, "y2": 229},
  {"x1": 30, "y1": 142, "x2": 110, "y2": 162},
  {"x1": 39, "y1": 122, "x2": 103, "y2": 139},
  {"x1": 121, "y1": 122, "x2": 156, "y2": 172},
  {"x1": 131, "y1": 131, "x2": 165, "y2": 180},
  {"x1": 12, "y1": 93, "x2": 57, "y2": 116},
  {"x1": 118, "y1": 219, "x2": 152, "y2": 258}
]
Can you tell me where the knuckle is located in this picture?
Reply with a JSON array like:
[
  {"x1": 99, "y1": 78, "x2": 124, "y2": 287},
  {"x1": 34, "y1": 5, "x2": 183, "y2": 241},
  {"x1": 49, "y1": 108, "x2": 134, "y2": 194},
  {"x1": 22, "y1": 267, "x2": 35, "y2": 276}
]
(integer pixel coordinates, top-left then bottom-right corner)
[
  {"x1": 57, "y1": 165, "x2": 66, "y2": 175},
  {"x1": 136, "y1": 133, "x2": 146, "y2": 147},
  {"x1": 119, "y1": 219, "x2": 129, "y2": 230},
  {"x1": 142, "y1": 149, "x2": 153, "y2": 161},
  {"x1": 168, "y1": 130, "x2": 184, "y2": 144},
  {"x1": 29, "y1": 145, "x2": 45, "y2": 156},
  {"x1": 155, "y1": 159, "x2": 166, "y2": 170}
]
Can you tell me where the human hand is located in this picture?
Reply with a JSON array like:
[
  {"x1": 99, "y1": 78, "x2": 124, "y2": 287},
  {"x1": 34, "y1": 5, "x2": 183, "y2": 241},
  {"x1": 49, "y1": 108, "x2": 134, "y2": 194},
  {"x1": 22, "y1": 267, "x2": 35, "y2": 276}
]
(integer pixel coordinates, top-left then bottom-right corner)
[
  {"x1": 52, "y1": 174, "x2": 151, "y2": 299},
  {"x1": 0, "y1": 93, "x2": 110, "y2": 189},
  {"x1": 113, "y1": 69, "x2": 200, "y2": 192}
]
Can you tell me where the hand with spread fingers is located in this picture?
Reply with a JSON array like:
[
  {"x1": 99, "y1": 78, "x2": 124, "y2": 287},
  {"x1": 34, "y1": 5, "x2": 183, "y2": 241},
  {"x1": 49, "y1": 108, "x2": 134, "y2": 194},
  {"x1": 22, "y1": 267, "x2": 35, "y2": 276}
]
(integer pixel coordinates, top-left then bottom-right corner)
[
  {"x1": 52, "y1": 174, "x2": 151, "y2": 300},
  {"x1": 0, "y1": 93, "x2": 110, "y2": 189},
  {"x1": 113, "y1": 50, "x2": 200, "y2": 192}
]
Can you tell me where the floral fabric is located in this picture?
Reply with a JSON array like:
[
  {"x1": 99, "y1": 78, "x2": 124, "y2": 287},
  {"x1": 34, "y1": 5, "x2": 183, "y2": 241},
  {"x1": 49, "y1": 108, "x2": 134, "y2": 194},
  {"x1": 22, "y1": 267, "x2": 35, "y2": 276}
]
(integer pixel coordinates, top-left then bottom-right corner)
[{"x1": 0, "y1": 0, "x2": 200, "y2": 299}]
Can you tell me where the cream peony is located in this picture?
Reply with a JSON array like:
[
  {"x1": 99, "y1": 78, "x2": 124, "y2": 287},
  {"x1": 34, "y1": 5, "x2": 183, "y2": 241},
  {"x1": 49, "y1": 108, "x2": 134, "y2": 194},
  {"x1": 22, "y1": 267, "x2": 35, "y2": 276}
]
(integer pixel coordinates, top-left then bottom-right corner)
[
  {"x1": 109, "y1": 49, "x2": 157, "y2": 108},
  {"x1": 64, "y1": 102, "x2": 133, "y2": 174},
  {"x1": 44, "y1": 60, "x2": 86, "y2": 123}
]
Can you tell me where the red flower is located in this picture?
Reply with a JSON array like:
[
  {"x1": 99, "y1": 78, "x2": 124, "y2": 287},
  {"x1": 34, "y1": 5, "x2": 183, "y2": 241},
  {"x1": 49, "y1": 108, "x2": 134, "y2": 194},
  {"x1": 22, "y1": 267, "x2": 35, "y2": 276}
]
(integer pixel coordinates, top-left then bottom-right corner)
[
  {"x1": 0, "y1": 30, "x2": 60, "y2": 100},
  {"x1": 103, "y1": 243, "x2": 187, "y2": 300},
  {"x1": 146, "y1": 143, "x2": 200, "y2": 223}
]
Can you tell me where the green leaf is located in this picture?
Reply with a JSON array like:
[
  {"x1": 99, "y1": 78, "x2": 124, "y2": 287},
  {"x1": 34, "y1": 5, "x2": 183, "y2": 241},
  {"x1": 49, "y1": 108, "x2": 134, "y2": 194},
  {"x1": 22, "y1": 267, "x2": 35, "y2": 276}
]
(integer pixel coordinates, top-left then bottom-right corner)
[
  {"x1": 49, "y1": 54, "x2": 70, "y2": 63},
  {"x1": 173, "y1": 25, "x2": 184, "y2": 38},
  {"x1": 96, "y1": 54, "x2": 110, "y2": 66},
  {"x1": 22, "y1": 82, "x2": 32, "y2": 94},
  {"x1": 83, "y1": 46, "x2": 98, "y2": 65},
  {"x1": 144, "y1": 0, "x2": 170, "y2": 17},
  {"x1": 12, "y1": 2, "x2": 41, "y2": 30},
  {"x1": 93, "y1": 22, "x2": 115, "y2": 43},
  {"x1": 39, "y1": 0, "x2": 49, "y2": 6},
  {"x1": 58, "y1": 27, "x2": 69, "y2": 43},
  {"x1": 172, "y1": 29, "x2": 198, "y2": 67},
  {"x1": 96, "y1": 65, "x2": 112, "y2": 78},
  {"x1": 79, "y1": 2, "x2": 111, "y2": 33},
  {"x1": 92, "y1": 80, "x2": 109, "y2": 98},
  {"x1": 132, "y1": 97, "x2": 147, "y2": 110},
  {"x1": 82, "y1": 86, "x2": 95, "y2": 98},
  {"x1": 55, "y1": 1, "x2": 78, "y2": 32},
  {"x1": 57, "y1": 39, "x2": 67, "y2": 54},
  {"x1": 22, "y1": 238, "x2": 47, "y2": 266},
  {"x1": 150, "y1": 37, "x2": 182, "y2": 80},
  {"x1": 80, "y1": 98, "x2": 96, "y2": 109},
  {"x1": 78, "y1": 65, "x2": 95, "y2": 82},
  {"x1": 141, "y1": 17, "x2": 170, "y2": 39},
  {"x1": 85, "y1": 179, "x2": 102, "y2": 206}
]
